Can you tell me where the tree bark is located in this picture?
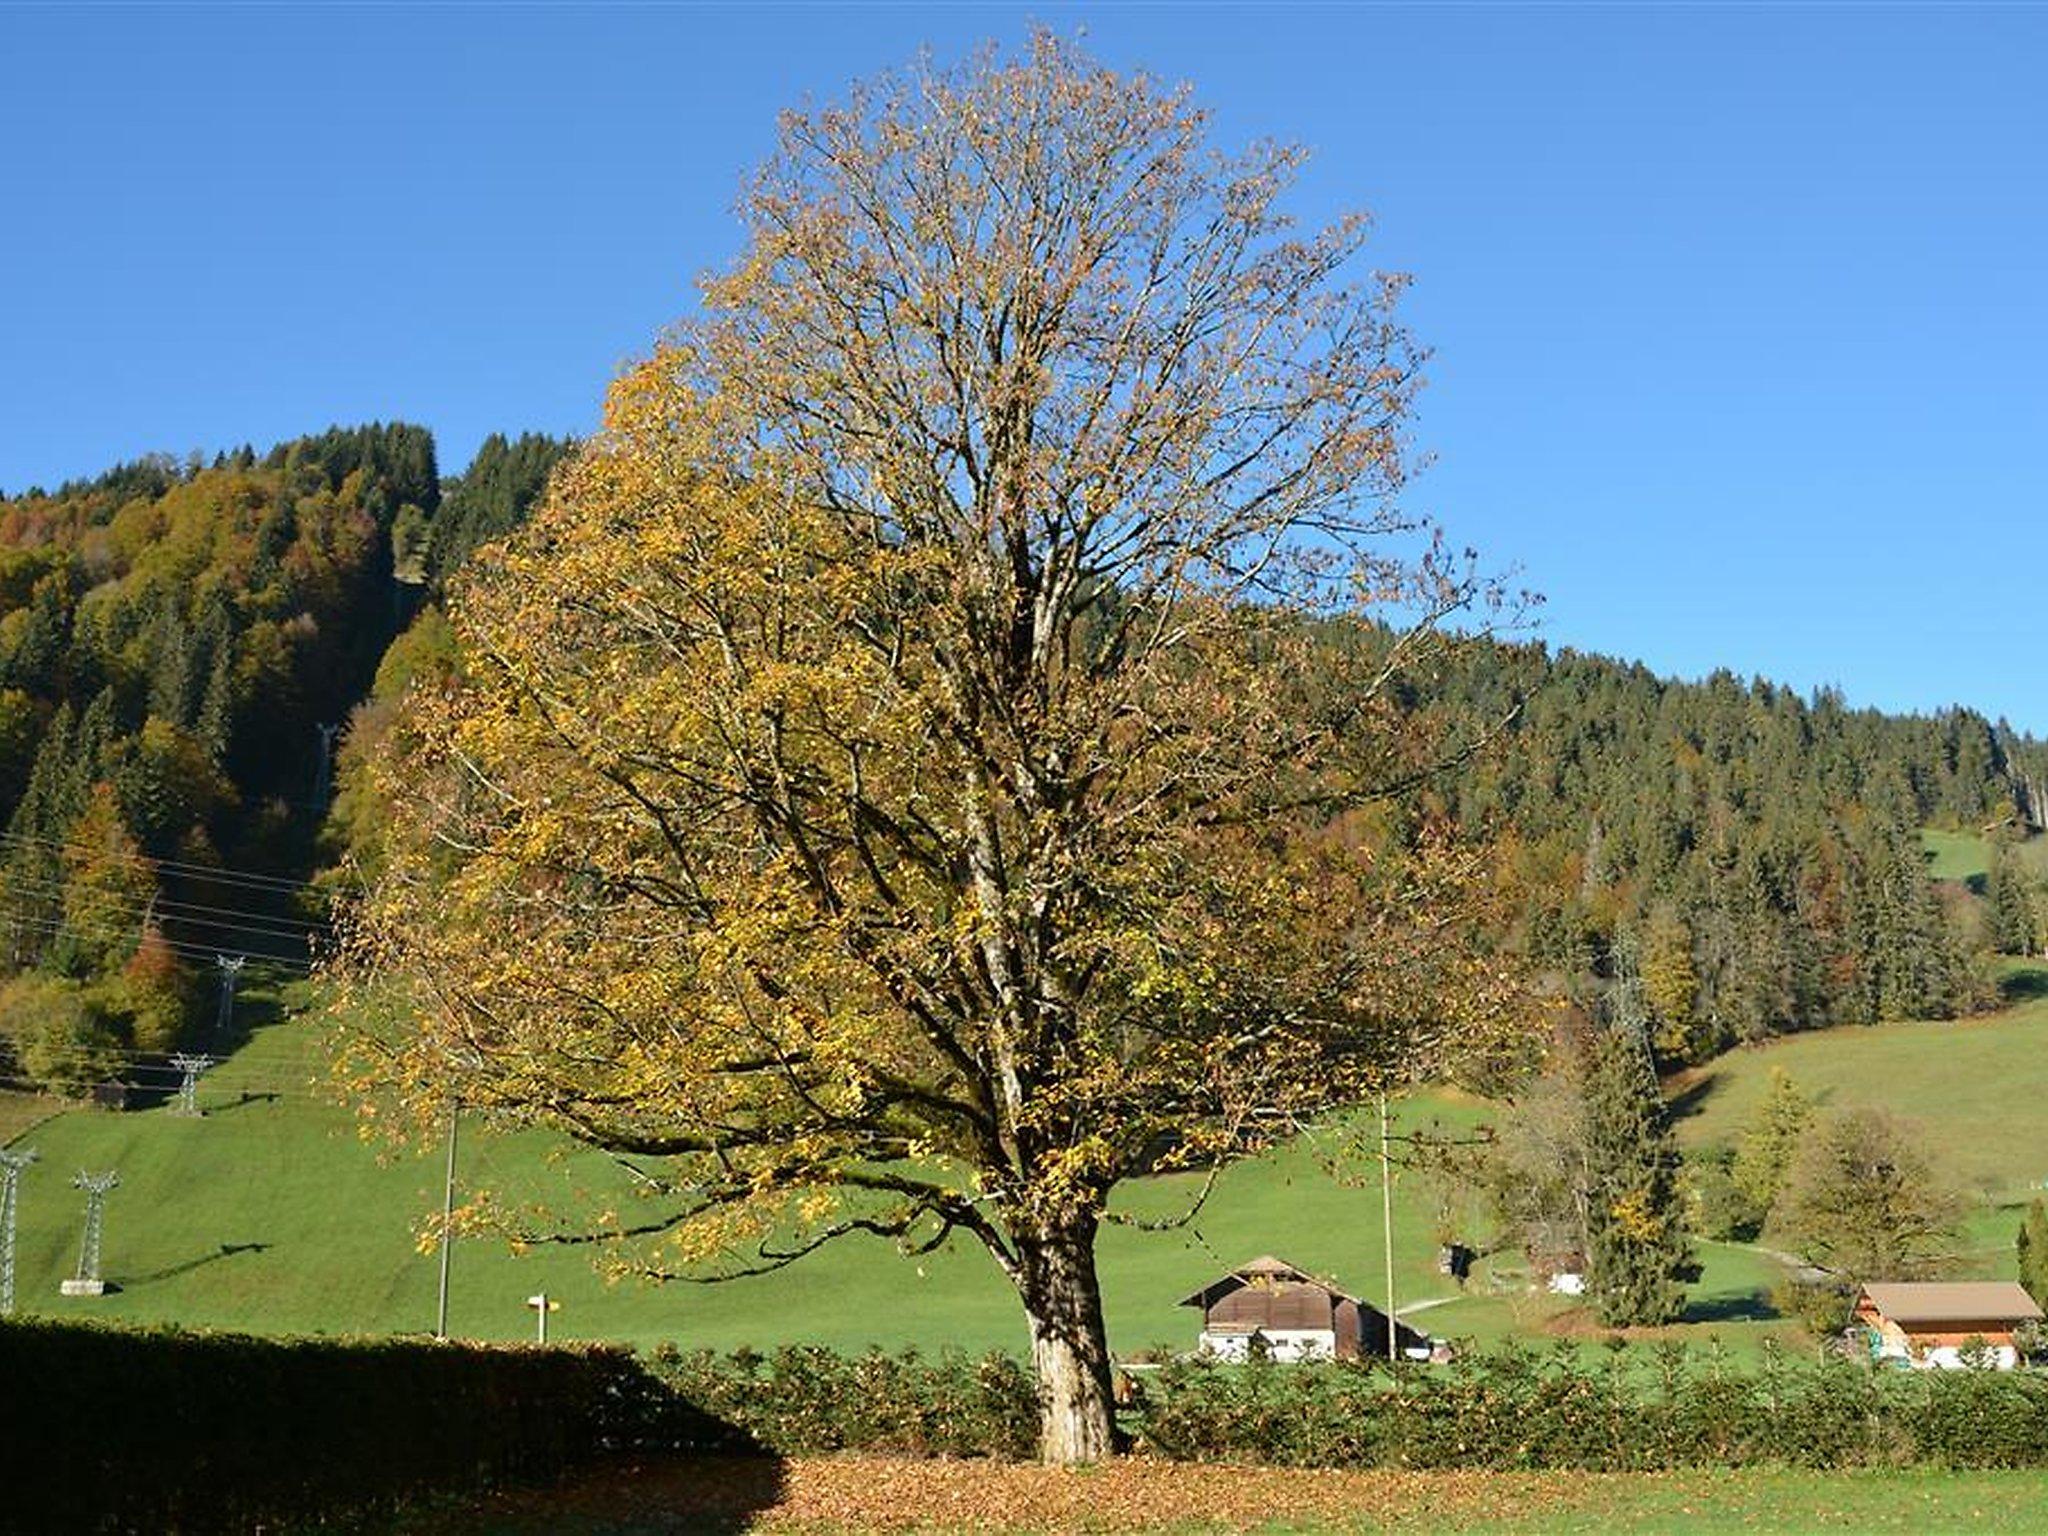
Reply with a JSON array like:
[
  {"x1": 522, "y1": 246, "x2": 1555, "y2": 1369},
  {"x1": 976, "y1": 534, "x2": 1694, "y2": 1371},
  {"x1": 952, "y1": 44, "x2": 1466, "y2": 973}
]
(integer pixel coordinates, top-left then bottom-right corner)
[{"x1": 1014, "y1": 1212, "x2": 1119, "y2": 1465}]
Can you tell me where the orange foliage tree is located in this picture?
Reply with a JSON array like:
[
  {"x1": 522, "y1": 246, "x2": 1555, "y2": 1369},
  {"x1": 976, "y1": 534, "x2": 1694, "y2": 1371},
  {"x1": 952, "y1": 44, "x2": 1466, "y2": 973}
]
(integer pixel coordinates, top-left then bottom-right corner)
[{"x1": 337, "y1": 35, "x2": 1518, "y2": 1463}]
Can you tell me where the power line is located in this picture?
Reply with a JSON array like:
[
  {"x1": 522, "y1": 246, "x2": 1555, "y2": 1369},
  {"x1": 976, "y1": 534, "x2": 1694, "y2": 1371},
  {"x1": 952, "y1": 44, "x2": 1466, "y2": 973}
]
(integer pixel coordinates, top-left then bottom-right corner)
[
  {"x1": 0, "y1": 872, "x2": 330, "y2": 939},
  {"x1": 0, "y1": 1073, "x2": 331, "y2": 1101},
  {"x1": 0, "y1": 907, "x2": 314, "y2": 971},
  {"x1": 0, "y1": 1040, "x2": 314, "y2": 1068},
  {"x1": 0, "y1": 1072, "x2": 319, "y2": 1095},
  {"x1": 0, "y1": 1041, "x2": 326, "y2": 1075},
  {"x1": 0, "y1": 899, "x2": 307, "y2": 955},
  {"x1": 0, "y1": 898, "x2": 322, "y2": 958},
  {"x1": 0, "y1": 1056, "x2": 308, "y2": 1082},
  {"x1": 0, "y1": 1048, "x2": 319, "y2": 1077},
  {"x1": 0, "y1": 828, "x2": 330, "y2": 894},
  {"x1": 0, "y1": 1063, "x2": 323, "y2": 1091},
  {"x1": 0, "y1": 830, "x2": 329, "y2": 897},
  {"x1": 0, "y1": 888, "x2": 330, "y2": 964}
]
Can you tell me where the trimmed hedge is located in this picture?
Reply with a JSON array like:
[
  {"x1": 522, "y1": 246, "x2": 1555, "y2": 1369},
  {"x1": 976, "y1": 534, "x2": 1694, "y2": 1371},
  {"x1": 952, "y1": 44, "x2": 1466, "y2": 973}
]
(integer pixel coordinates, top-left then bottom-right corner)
[
  {"x1": 616, "y1": 1339, "x2": 2048, "y2": 1471},
  {"x1": 1134, "y1": 1343, "x2": 2048, "y2": 1470},
  {"x1": 645, "y1": 1344, "x2": 1040, "y2": 1459},
  {"x1": 17, "y1": 1322, "x2": 2048, "y2": 1529},
  {"x1": 0, "y1": 1318, "x2": 746, "y2": 1531}
]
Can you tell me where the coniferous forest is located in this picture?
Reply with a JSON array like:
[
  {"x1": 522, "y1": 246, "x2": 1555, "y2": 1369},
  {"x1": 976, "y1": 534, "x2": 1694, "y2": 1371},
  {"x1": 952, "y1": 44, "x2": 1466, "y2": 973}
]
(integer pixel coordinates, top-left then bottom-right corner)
[
  {"x1": 1426, "y1": 642, "x2": 2048, "y2": 1058},
  {"x1": 0, "y1": 426, "x2": 568, "y2": 1089},
  {"x1": 0, "y1": 423, "x2": 2038, "y2": 1094}
]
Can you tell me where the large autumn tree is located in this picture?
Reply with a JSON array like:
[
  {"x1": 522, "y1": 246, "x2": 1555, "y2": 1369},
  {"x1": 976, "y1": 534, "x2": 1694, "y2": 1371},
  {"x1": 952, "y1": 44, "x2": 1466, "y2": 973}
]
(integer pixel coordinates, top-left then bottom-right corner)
[{"x1": 339, "y1": 35, "x2": 1513, "y2": 1463}]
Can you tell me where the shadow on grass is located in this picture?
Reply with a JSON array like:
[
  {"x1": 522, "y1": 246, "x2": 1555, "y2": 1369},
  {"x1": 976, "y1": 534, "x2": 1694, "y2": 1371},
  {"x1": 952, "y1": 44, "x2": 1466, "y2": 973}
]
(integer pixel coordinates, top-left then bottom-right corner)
[
  {"x1": 114, "y1": 1241, "x2": 270, "y2": 1288},
  {"x1": 1664, "y1": 1072, "x2": 1719, "y2": 1125},
  {"x1": 1684, "y1": 1288, "x2": 1780, "y2": 1325},
  {"x1": 207, "y1": 1091, "x2": 281, "y2": 1114},
  {"x1": 209, "y1": 968, "x2": 293, "y2": 1053},
  {"x1": 2001, "y1": 966, "x2": 2048, "y2": 1004}
]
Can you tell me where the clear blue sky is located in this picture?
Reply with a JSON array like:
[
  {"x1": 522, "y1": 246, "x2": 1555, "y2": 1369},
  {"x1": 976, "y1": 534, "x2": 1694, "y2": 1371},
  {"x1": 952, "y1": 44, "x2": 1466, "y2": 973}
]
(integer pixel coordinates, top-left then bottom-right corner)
[{"x1": 3, "y1": 4, "x2": 2043, "y2": 728}]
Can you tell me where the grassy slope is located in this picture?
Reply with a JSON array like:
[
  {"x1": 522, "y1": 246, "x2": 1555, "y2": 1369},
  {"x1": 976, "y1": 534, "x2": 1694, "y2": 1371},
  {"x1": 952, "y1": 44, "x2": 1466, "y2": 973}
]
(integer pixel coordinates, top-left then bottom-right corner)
[
  {"x1": 1672, "y1": 965, "x2": 2048, "y2": 1286},
  {"x1": 13, "y1": 955, "x2": 2048, "y2": 1361},
  {"x1": 1921, "y1": 826, "x2": 2048, "y2": 885},
  {"x1": 1673, "y1": 978, "x2": 2048, "y2": 1202},
  {"x1": 3, "y1": 991, "x2": 1494, "y2": 1355},
  {"x1": 0, "y1": 1088, "x2": 63, "y2": 1144},
  {"x1": 1923, "y1": 828, "x2": 1993, "y2": 883},
  {"x1": 3, "y1": 992, "x2": 1783, "y2": 1359}
]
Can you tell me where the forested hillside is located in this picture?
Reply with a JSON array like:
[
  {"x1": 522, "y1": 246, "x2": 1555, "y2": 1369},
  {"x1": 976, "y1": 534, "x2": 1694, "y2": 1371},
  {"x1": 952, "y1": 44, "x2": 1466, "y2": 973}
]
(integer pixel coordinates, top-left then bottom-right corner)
[
  {"x1": 0, "y1": 422, "x2": 2039, "y2": 1096},
  {"x1": 0, "y1": 426, "x2": 567, "y2": 1091},
  {"x1": 1427, "y1": 644, "x2": 2048, "y2": 1057}
]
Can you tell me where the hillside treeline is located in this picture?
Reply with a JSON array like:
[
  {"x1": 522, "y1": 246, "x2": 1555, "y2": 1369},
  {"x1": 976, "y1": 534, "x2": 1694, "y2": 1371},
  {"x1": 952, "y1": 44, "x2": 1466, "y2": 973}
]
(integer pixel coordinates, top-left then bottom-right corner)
[
  {"x1": 0, "y1": 426, "x2": 569, "y2": 1090},
  {"x1": 1426, "y1": 643, "x2": 2046, "y2": 1058},
  {"x1": 333, "y1": 504, "x2": 2048, "y2": 1070},
  {"x1": 1, "y1": 423, "x2": 2038, "y2": 1091}
]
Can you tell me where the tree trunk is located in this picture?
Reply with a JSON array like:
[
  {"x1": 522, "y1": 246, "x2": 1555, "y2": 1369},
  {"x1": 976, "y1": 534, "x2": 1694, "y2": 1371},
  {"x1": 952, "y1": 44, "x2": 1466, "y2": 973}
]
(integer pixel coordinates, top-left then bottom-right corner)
[{"x1": 1015, "y1": 1212, "x2": 1118, "y2": 1465}]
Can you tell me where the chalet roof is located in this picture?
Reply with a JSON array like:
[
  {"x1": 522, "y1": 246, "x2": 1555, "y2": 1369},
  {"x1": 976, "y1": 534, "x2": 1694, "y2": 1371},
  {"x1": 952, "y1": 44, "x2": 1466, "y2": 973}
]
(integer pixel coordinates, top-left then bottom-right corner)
[
  {"x1": 1177, "y1": 1255, "x2": 1358, "y2": 1309},
  {"x1": 1860, "y1": 1282, "x2": 2045, "y2": 1325},
  {"x1": 1241, "y1": 1255, "x2": 1311, "y2": 1280}
]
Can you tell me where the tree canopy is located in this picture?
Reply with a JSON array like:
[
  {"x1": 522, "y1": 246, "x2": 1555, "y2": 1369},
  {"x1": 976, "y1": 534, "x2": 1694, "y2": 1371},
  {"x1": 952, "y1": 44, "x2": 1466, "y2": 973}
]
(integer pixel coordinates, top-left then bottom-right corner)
[
  {"x1": 339, "y1": 34, "x2": 1519, "y2": 1463},
  {"x1": 1779, "y1": 1107, "x2": 1964, "y2": 1282}
]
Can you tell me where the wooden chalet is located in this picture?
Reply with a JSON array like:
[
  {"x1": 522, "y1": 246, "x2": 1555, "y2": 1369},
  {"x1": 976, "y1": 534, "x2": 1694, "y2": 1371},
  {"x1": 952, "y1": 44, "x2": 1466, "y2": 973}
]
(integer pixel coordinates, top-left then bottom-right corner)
[
  {"x1": 1178, "y1": 1254, "x2": 1432, "y2": 1362},
  {"x1": 1854, "y1": 1282, "x2": 2043, "y2": 1369}
]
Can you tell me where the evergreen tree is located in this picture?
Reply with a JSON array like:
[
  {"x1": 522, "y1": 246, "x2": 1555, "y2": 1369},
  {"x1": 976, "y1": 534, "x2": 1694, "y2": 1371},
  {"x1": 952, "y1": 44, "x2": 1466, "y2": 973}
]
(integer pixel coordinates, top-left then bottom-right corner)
[
  {"x1": 1582, "y1": 957, "x2": 1695, "y2": 1326},
  {"x1": 3, "y1": 701, "x2": 82, "y2": 962},
  {"x1": 195, "y1": 649, "x2": 235, "y2": 764},
  {"x1": 5, "y1": 572, "x2": 70, "y2": 694},
  {"x1": 1866, "y1": 819, "x2": 1960, "y2": 1021},
  {"x1": 1728, "y1": 1067, "x2": 1813, "y2": 1233},
  {"x1": 424, "y1": 432, "x2": 573, "y2": 584},
  {"x1": 74, "y1": 687, "x2": 120, "y2": 783},
  {"x1": 145, "y1": 604, "x2": 196, "y2": 725},
  {"x1": 8, "y1": 701, "x2": 79, "y2": 843},
  {"x1": 1989, "y1": 838, "x2": 2037, "y2": 956},
  {"x1": 2017, "y1": 1198, "x2": 2048, "y2": 1309}
]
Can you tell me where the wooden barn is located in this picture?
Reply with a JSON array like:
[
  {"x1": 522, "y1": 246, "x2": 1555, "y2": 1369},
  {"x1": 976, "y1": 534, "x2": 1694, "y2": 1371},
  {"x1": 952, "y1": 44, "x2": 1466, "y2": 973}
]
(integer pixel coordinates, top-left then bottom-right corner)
[
  {"x1": 1854, "y1": 1282, "x2": 2043, "y2": 1369},
  {"x1": 1178, "y1": 1254, "x2": 1433, "y2": 1362}
]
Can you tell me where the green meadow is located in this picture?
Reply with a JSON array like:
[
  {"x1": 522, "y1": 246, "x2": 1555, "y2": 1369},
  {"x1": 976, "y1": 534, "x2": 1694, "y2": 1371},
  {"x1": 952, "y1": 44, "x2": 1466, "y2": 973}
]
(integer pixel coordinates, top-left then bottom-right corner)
[
  {"x1": 1672, "y1": 972, "x2": 2048, "y2": 1202},
  {"x1": 1921, "y1": 826, "x2": 2048, "y2": 887},
  {"x1": 1, "y1": 1007, "x2": 1501, "y2": 1357},
  {"x1": 6, "y1": 963, "x2": 2046, "y2": 1362}
]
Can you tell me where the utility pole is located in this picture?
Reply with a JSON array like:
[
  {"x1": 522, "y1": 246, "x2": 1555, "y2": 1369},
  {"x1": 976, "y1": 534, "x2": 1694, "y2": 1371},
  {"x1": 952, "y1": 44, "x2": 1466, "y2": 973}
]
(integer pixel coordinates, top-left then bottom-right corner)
[
  {"x1": 212, "y1": 955, "x2": 245, "y2": 1044},
  {"x1": 435, "y1": 1104, "x2": 459, "y2": 1340},
  {"x1": 0, "y1": 1146, "x2": 38, "y2": 1316},
  {"x1": 63, "y1": 1170, "x2": 118, "y2": 1297},
  {"x1": 314, "y1": 722, "x2": 341, "y2": 813},
  {"x1": 168, "y1": 1054, "x2": 213, "y2": 1117},
  {"x1": 525, "y1": 1293, "x2": 558, "y2": 1345},
  {"x1": 1379, "y1": 1091, "x2": 1398, "y2": 1363}
]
